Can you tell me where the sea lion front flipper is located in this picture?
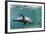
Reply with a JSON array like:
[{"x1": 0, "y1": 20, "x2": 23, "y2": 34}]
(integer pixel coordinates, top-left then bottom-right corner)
[{"x1": 24, "y1": 22, "x2": 26, "y2": 25}]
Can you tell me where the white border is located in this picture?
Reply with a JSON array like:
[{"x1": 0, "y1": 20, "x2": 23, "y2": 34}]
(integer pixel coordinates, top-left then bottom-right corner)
[{"x1": 7, "y1": 2, "x2": 44, "y2": 32}]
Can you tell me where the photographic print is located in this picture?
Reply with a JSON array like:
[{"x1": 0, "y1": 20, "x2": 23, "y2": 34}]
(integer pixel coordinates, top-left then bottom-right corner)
[{"x1": 5, "y1": 1, "x2": 45, "y2": 33}]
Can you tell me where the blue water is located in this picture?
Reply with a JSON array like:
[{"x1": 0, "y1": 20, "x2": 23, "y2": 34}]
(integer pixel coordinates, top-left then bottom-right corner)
[{"x1": 10, "y1": 5, "x2": 42, "y2": 29}]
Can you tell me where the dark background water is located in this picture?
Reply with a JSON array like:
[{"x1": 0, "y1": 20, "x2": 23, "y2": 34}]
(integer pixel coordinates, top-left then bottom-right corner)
[{"x1": 10, "y1": 5, "x2": 42, "y2": 29}]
